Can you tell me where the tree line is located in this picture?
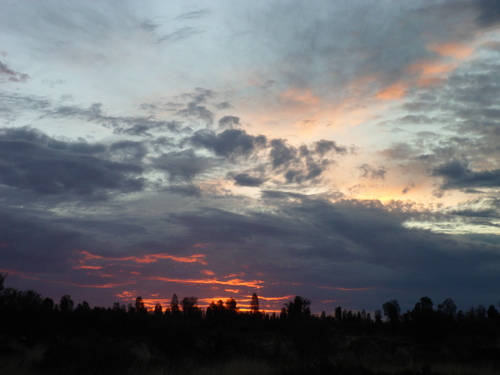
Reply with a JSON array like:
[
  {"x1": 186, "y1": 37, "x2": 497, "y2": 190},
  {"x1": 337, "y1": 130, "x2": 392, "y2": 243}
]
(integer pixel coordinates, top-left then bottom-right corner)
[
  {"x1": 1, "y1": 272, "x2": 499, "y2": 326},
  {"x1": 1, "y1": 273, "x2": 500, "y2": 374}
]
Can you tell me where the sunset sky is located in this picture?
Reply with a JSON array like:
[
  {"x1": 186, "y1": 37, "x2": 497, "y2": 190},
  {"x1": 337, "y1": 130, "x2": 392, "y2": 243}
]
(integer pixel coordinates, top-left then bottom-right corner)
[{"x1": 1, "y1": 0, "x2": 500, "y2": 314}]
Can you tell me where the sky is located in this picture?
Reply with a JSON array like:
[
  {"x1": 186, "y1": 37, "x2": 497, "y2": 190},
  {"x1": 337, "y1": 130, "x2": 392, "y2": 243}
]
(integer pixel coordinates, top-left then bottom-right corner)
[{"x1": 1, "y1": 0, "x2": 500, "y2": 314}]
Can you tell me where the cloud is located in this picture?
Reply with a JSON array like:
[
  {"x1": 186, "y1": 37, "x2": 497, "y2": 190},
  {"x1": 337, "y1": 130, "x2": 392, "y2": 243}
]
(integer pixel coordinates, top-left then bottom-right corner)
[
  {"x1": 151, "y1": 149, "x2": 216, "y2": 182},
  {"x1": 176, "y1": 9, "x2": 211, "y2": 20},
  {"x1": 232, "y1": 173, "x2": 265, "y2": 187},
  {"x1": 267, "y1": 139, "x2": 345, "y2": 184},
  {"x1": 46, "y1": 102, "x2": 181, "y2": 136},
  {"x1": 269, "y1": 139, "x2": 297, "y2": 169},
  {"x1": 158, "y1": 26, "x2": 204, "y2": 42},
  {"x1": 165, "y1": 184, "x2": 202, "y2": 197},
  {"x1": 0, "y1": 210, "x2": 80, "y2": 273},
  {"x1": 475, "y1": 0, "x2": 500, "y2": 27},
  {"x1": 187, "y1": 129, "x2": 267, "y2": 159},
  {"x1": 314, "y1": 140, "x2": 347, "y2": 156},
  {"x1": 76, "y1": 250, "x2": 207, "y2": 266},
  {"x1": 0, "y1": 60, "x2": 29, "y2": 82},
  {"x1": 359, "y1": 164, "x2": 387, "y2": 179},
  {"x1": 176, "y1": 102, "x2": 214, "y2": 123},
  {"x1": 0, "y1": 127, "x2": 144, "y2": 197},
  {"x1": 218, "y1": 115, "x2": 240, "y2": 129},
  {"x1": 433, "y1": 160, "x2": 500, "y2": 190}
]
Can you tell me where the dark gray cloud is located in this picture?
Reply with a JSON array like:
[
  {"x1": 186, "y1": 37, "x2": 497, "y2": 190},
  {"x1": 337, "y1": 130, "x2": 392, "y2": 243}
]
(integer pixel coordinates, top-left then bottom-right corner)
[
  {"x1": 475, "y1": 0, "x2": 500, "y2": 27},
  {"x1": 176, "y1": 102, "x2": 214, "y2": 124},
  {"x1": 314, "y1": 139, "x2": 347, "y2": 156},
  {"x1": 268, "y1": 139, "x2": 344, "y2": 184},
  {"x1": 165, "y1": 184, "x2": 202, "y2": 197},
  {"x1": 269, "y1": 139, "x2": 297, "y2": 169},
  {"x1": 187, "y1": 129, "x2": 267, "y2": 159},
  {"x1": 175, "y1": 88, "x2": 216, "y2": 123},
  {"x1": 433, "y1": 160, "x2": 500, "y2": 190},
  {"x1": 0, "y1": 210, "x2": 80, "y2": 273},
  {"x1": 232, "y1": 173, "x2": 265, "y2": 187},
  {"x1": 151, "y1": 149, "x2": 215, "y2": 182},
  {"x1": 0, "y1": 127, "x2": 144, "y2": 197},
  {"x1": 218, "y1": 115, "x2": 240, "y2": 129}
]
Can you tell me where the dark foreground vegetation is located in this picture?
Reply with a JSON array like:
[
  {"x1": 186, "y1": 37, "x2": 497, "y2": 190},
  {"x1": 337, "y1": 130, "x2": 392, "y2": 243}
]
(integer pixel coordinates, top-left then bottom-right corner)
[{"x1": 1, "y1": 274, "x2": 499, "y2": 375}]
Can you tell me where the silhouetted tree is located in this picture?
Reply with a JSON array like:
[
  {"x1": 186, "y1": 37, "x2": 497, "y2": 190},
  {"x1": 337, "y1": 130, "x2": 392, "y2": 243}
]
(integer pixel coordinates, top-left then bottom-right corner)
[
  {"x1": 59, "y1": 294, "x2": 74, "y2": 313},
  {"x1": 285, "y1": 296, "x2": 311, "y2": 320},
  {"x1": 335, "y1": 306, "x2": 342, "y2": 322},
  {"x1": 41, "y1": 297, "x2": 54, "y2": 314},
  {"x1": 154, "y1": 303, "x2": 163, "y2": 316},
  {"x1": 476, "y1": 304, "x2": 487, "y2": 320},
  {"x1": 487, "y1": 305, "x2": 499, "y2": 320},
  {"x1": 0, "y1": 272, "x2": 5, "y2": 293},
  {"x1": 206, "y1": 300, "x2": 226, "y2": 320},
  {"x1": 280, "y1": 307, "x2": 287, "y2": 320},
  {"x1": 382, "y1": 300, "x2": 400, "y2": 325},
  {"x1": 418, "y1": 296, "x2": 433, "y2": 311},
  {"x1": 181, "y1": 296, "x2": 200, "y2": 317},
  {"x1": 75, "y1": 300, "x2": 91, "y2": 313},
  {"x1": 438, "y1": 298, "x2": 457, "y2": 318},
  {"x1": 170, "y1": 294, "x2": 181, "y2": 317},
  {"x1": 112, "y1": 302, "x2": 125, "y2": 313},
  {"x1": 250, "y1": 292, "x2": 260, "y2": 316},
  {"x1": 135, "y1": 296, "x2": 146, "y2": 315},
  {"x1": 225, "y1": 298, "x2": 238, "y2": 316}
]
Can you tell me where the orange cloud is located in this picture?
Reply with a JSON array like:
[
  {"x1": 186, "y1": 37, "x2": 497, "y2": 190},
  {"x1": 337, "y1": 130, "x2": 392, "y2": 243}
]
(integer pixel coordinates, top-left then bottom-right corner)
[
  {"x1": 375, "y1": 82, "x2": 407, "y2": 100},
  {"x1": 280, "y1": 88, "x2": 320, "y2": 106},
  {"x1": 201, "y1": 270, "x2": 215, "y2": 276},
  {"x1": 408, "y1": 61, "x2": 456, "y2": 77},
  {"x1": 256, "y1": 295, "x2": 295, "y2": 301},
  {"x1": 428, "y1": 42, "x2": 474, "y2": 59},
  {"x1": 148, "y1": 276, "x2": 264, "y2": 289},
  {"x1": 407, "y1": 60, "x2": 458, "y2": 86},
  {"x1": 73, "y1": 265, "x2": 102, "y2": 270},
  {"x1": 194, "y1": 243, "x2": 209, "y2": 248},
  {"x1": 76, "y1": 250, "x2": 207, "y2": 266}
]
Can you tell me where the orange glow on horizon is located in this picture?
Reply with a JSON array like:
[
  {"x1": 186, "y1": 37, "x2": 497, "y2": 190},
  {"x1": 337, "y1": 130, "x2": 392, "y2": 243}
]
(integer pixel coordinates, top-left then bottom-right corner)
[
  {"x1": 75, "y1": 250, "x2": 207, "y2": 266},
  {"x1": 73, "y1": 265, "x2": 103, "y2": 270},
  {"x1": 148, "y1": 276, "x2": 264, "y2": 289}
]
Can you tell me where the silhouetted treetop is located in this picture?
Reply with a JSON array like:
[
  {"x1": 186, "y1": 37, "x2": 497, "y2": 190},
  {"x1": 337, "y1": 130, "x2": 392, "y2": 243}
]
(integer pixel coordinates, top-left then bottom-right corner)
[{"x1": 285, "y1": 295, "x2": 311, "y2": 320}]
